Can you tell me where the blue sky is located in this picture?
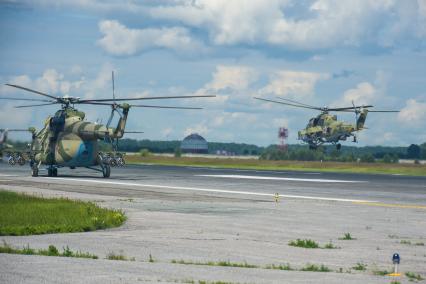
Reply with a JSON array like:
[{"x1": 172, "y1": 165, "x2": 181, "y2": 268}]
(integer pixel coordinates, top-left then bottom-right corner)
[{"x1": 1, "y1": 0, "x2": 425, "y2": 146}]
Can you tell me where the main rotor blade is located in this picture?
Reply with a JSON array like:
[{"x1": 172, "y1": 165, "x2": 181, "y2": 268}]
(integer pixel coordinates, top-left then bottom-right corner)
[
  {"x1": 124, "y1": 131, "x2": 144, "y2": 133},
  {"x1": 5, "y1": 84, "x2": 58, "y2": 100},
  {"x1": 76, "y1": 101, "x2": 203, "y2": 109},
  {"x1": 275, "y1": 97, "x2": 318, "y2": 109},
  {"x1": 0, "y1": 97, "x2": 52, "y2": 102},
  {"x1": 254, "y1": 97, "x2": 321, "y2": 110},
  {"x1": 327, "y1": 105, "x2": 374, "y2": 111},
  {"x1": 6, "y1": 129, "x2": 32, "y2": 131},
  {"x1": 14, "y1": 102, "x2": 58, "y2": 108},
  {"x1": 368, "y1": 110, "x2": 400, "y2": 113},
  {"x1": 79, "y1": 95, "x2": 216, "y2": 103},
  {"x1": 131, "y1": 104, "x2": 202, "y2": 109}
]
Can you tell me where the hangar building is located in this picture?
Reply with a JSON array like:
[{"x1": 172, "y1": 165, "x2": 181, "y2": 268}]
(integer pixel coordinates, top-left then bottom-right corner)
[{"x1": 181, "y1": 133, "x2": 208, "y2": 154}]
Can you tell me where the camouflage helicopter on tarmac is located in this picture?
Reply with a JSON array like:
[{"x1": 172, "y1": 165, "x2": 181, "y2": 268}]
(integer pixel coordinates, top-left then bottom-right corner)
[
  {"x1": 0, "y1": 128, "x2": 34, "y2": 165},
  {"x1": 1, "y1": 73, "x2": 213, "y2": 177},
  {"x1": 254, "y1": 97, "x2": 399, "y2": 150}
]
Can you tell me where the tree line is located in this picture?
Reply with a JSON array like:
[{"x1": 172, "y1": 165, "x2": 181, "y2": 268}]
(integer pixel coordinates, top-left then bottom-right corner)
[{"x1": 7, "y1": 138, "x2": 426, "y2": 162}]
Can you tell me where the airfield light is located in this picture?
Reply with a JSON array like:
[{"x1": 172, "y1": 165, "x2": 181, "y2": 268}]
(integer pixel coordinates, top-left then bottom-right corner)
[{"x1": 388, "y1": 253, "x2": 401, "y2": 277}]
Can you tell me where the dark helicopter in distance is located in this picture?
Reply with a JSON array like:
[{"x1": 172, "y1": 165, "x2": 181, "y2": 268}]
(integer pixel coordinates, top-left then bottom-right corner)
[
  {"x1": 255, "y1": 97, "x2": 399, "y2": 150},
  {"x1": 1, "y1": 72, "x2": 214, "y2": 177}
]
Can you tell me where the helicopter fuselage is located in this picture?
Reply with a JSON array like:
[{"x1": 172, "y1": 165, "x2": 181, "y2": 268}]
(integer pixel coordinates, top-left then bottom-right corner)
[
  {"x1": 31, "y1": 106, "x2": 128, "y2": 169},
  {"x1": 297, "y1": 112, "x2": 363, "y2": 147}
]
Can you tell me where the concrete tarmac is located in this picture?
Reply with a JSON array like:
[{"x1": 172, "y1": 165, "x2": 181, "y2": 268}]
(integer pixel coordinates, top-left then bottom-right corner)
[{"x1": 0, "y1": 162, "x2": 425, "y2": 283}]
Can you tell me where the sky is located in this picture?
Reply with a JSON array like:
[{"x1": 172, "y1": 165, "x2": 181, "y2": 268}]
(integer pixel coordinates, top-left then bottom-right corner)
[{"x1": 0, "y1": 0, "x2": 425, "y2": 146}]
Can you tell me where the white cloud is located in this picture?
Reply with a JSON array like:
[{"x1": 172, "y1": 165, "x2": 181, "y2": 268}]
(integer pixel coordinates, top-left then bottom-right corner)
[
  {"x1": 192, "y1": 65, "x2": 257, "y2": 107},
  {"x1": 338, "y1": 82, "x2": 377, "y2": 106},
  {"x1": 259, "y1": 70, "x2": 329, "y2": 99},
  {"x1": 20, "y1": 1, "x2": 426, "y2": 52},
  {"x1": 184, "y1": 122, "x2": 209, "y2": 137},
  {"x1": 0, "y1": 102, "x2": 33, "y2": 128},
  {"x1": 149, "y1": 0, "x2": 426, "y2": 49},
  {"x1": 1, "y1": 69, "x2": 84, "y2": 97},
  {"x1": 398, "y1": 99, "x2": 426, "y2": 126},
  {"x1": 161, "y1": 127, "x2": 173, "y2": 138},
  {"x1": 97, "y1": 20, "x2": 205, "y2": 56},
  {"x1": 207, "y1": 65, "x2": 258, "y2": 91}
]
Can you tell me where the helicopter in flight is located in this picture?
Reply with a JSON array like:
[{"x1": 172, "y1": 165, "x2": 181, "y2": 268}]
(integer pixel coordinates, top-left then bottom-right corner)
[
  {"x1": 254, "y1": 97, "x2": 399, "y2": 150},
  {"x1": 1, "y1": 73, "x2": 213, "y2": 177}
]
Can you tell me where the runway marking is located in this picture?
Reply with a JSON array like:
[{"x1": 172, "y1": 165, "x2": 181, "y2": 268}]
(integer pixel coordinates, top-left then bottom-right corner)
[
  {"x1": 186, "y1": 167, "x2": 322, "y2": 175},
  {"x1": 0, "y1": 174, "x2": 17, "y2": 177},
  {"x1": 354, "y1": 202, "x2": 426, "y2": 210},
  {"x1": 195, "y1": 174, "x2": 365, "y2": 183},
  {"x1": 39, "y1": 177, "x2": 374, "y2": 203}
]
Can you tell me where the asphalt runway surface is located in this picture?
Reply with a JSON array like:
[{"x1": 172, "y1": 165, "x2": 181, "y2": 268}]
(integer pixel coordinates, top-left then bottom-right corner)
[
  {"x1": 0, "y1": 162, "x2": 425, "y2": 283},
  {"x1": 1, "y1": 162, "x2": 425, "y2": 205}
]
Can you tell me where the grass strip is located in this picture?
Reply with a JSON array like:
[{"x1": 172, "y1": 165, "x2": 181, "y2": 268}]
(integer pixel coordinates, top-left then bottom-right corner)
[
  {"x1": 0, "y1": 241, "x2": 98, "y2": 259},
  {"x1": 126, "y1": 155, "x2": 426, "y2": 176},
  {"x1": 171, "y1": 259, "x2": 258, "y2": 268},
  {"x1": 405, "y1": 272, "x2": 424, "y2": 281},
  {"x1": 0, "y1": 190, "x2": 126, "y2": 236},
  {"x1": 171, "y1": 259, "x2": 333, "y2": 273},
  {"x1": 106, "y1": 251, "x2": 135, "y2": 261},
  {"x1": 288, "y1": 239, "x2": 320, "y2": 248}
]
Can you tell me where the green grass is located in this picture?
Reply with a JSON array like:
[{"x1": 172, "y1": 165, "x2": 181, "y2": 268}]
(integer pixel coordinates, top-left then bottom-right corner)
[
  {"x1": 106, "y1": 251, "x2": 135, "y2": 261},
  {"x1": 171, "y1": 259, "x2": 258, "y2": 268},
  {"x1": 288, "y1": 239, "x2": 320, "y2": 248},
  {"x1": 188, "y1": 281, "x2": 239, "y2": 284},
  {"x1": 372, "y1": 269, "x2": 390, "y2": 276},
  {"x1": 352, "y1": 262, "x2": 367, "y2": 271},
  {"x1": 323, "y1": 242, "x2": 339, "y2": 249},
  {"x1": 300, "y1": 264, "x2": 331, "y2": 272},
  {"x1": 339, "y1": 233, "x2": 356, "y2": 240},
  {"x1": 172, "y1": 259, "x2": 334, "y2": 273},
  {"x1": 265, "y1": 263, "x2": 293, "y2": 270},
  {"x1": 0, "y1": 190, "x2": 126, "y2": 236},
  {"x1": 0, "y1": 241, "x2": 98, "y2": 259},
  {"x1": 126, "y1": 155, "x2": 426, "y2": 176},
  {"x1": 405, "y1": 272, "x2": 424, "y2": 281}
]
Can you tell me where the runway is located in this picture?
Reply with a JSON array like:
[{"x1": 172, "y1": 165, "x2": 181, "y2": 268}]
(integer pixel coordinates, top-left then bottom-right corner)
[
  {"x1": 1, "y1": 162, "x2": 425, "y2": 206},
  {"x1": 1, "y1": 162, "x2": 426, "y2": 283}
]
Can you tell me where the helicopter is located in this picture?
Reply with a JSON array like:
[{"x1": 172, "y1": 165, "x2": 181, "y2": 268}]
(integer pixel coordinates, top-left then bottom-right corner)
[
  {"x1": 1, "y1": 73, "x2": 214, "y2": 177},
  {"x1": 0, "y1": 128, "x2": 34, "y2": 165},
  {"x1": 254, "y1": 96, "x2": 399, "y2": 150}
]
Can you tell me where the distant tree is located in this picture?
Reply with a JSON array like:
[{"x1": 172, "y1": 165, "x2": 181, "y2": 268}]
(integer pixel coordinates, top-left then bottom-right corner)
[
  {"x1": 328, "y1": 149, "x2": 341, "y2": 161},
  {"x1": 139, "y1": 149, "x2": 150, "y2": 157},
  {"x1": 360, "y1": 154, "x2": 375, "y2": 163},
  {"x1": 382, "y1": 154, "x2": 393, "y2": 163},
  {"x1": 406, "y1": 144, "x2": 421, "y2": 159},
  {"x1": 341, "y1": 153, "x2": 356, "y2": 162},
  {"x1": 174, "y1": 147, "x2": 182, "y2": 158},
  {"x1": 420, "y1": 143, "x2": 426, "y2": 159}
]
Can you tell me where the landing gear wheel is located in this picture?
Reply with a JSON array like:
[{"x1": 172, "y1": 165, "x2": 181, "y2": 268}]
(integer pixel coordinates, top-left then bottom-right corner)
[
  {"x1": 102, "y1": 164, "x2": 111, "y2": 178},
  {"x1": 52, "y1": 168, "x2": 58, "y2": 177},
  {"x1": 336, "y1": 143, "x2": 342, "y2": 150},
  {"x1": 31, "y1": 165, "x2": 39, "y2": 177},
  {"x1": 48, "y1": 168, "x2": 53, "y2": 177}
]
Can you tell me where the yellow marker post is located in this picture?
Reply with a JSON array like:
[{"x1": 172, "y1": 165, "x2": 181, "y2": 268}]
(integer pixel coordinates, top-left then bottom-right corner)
[{"x1": 274, "y1": 193, "x2": 280, "y2": 203}]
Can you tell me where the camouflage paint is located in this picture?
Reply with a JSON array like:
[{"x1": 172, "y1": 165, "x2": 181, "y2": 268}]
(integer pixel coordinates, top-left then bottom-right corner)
[{"x1": 31, "y1": 105, "x2": 129, "y2": 167}]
